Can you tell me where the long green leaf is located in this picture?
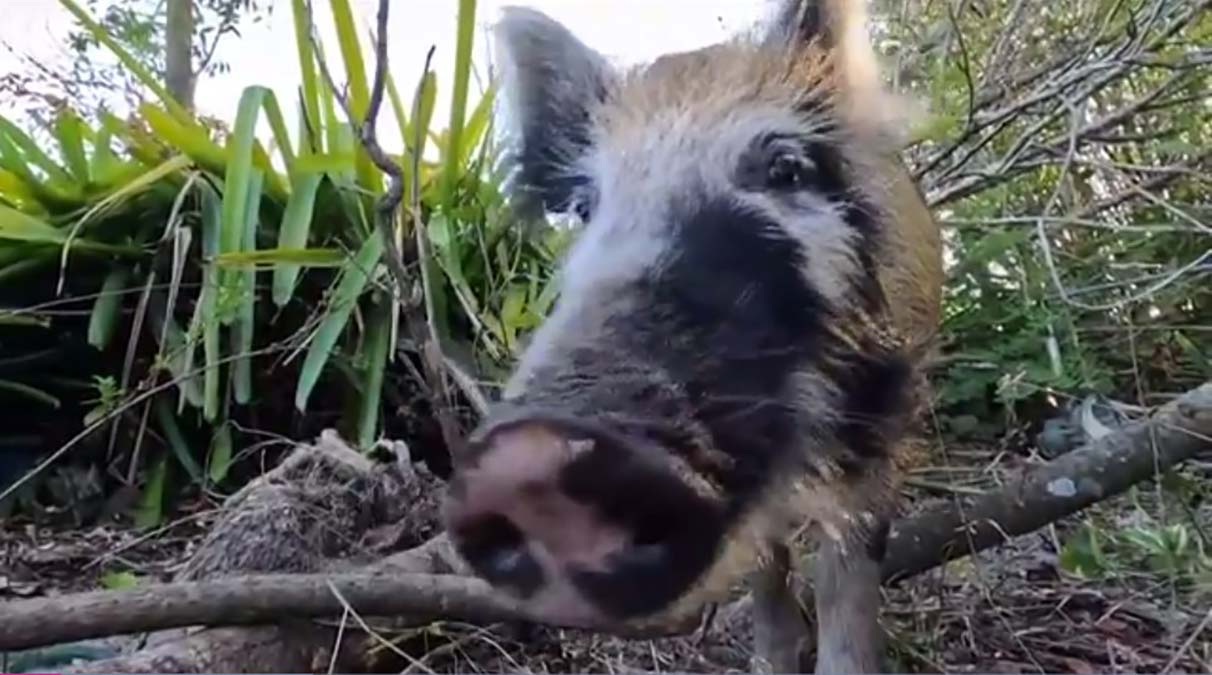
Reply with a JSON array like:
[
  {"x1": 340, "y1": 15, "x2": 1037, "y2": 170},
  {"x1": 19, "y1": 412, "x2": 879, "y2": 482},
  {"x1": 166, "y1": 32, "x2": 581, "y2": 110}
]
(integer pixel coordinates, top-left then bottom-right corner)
[
  {"x1": 139, "y1": 104, "x2": 226, "y2": 173},
  {"x1": 145, "y1": 296, "x2": 205, "y2": 410},
  {"x1": 207, "y1": 423, "x2": 234, "y2": 484},
  {"x1": 0, "y1": 205, "x2": 137, "y2": 255},
  {"x1": 153, "y1": 396, "x2": 203, "y2": 484},
  {"x1": 290, "y1": 0, "x2": 323, "y2": 155},
  {"x1": 53, "y1": 108, "x2": 90, "y2": 183},
  {"x1": 356, "y1": 300, "x2": 392, "y2": 448},
  {"x1": 219, "y1": 247, "x2": 344, "y2": 268},
  {"x1": 0, "y1": 379, "x2": 61, "y2": 408},
  {"x1": 294, "y1": 233, "x2": 384, "y2": 412},
  {"x1": 457, "y1": 88, "x2": 496, "y2": 170},
  {"x1": 0, "y1": 116, "x2": 75, "y2": 186},
  {"x1": 194, "y1": 182, "x2": 224, "y2": 421},
  {"x1": 328, "y1": 0, "x2": 380, "y2": 194},
  {"x1": 232, "y1": 169, "x2": 263, "y2": 405},
  {"x1": 134, "y1": 456, "x2": 168, "y2": 529},
  {"x1": 271, "y1": 172, "x2": 324, "y2": 305},
  {"x1": 258, "y1": 91, "x2": 297, "y2": 179},
  {"x1": 89, "y1": 125, "x2": 119, "y2": 184},
  {"x1": 88, "y1": 266, "x2": 129, "y2": 350},
  {"x1": 0, "y1": 205, "x2": 69, "y2": 243},
  {"x1": 218, "y1": 86, "x2": 269, "y2": 303},
  {"x1": 439, "y1": 0, "x2": 479, "y2": 206}
]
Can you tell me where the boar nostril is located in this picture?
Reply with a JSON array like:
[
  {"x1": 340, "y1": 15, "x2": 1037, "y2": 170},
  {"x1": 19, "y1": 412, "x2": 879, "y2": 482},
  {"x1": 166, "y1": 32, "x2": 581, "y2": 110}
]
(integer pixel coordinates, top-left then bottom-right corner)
[
  {"x1": 455, "y1": 514, "x2": 545, "y2": 597},
  {"x1": 482, "y1": 544, "x2": 544, "y2": 595}
]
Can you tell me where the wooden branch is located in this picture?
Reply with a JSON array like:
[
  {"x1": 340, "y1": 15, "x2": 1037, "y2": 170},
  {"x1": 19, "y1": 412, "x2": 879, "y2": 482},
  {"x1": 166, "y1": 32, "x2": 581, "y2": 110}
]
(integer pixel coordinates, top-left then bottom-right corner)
[
  {"x1": 4, "y1": 384, "x2": 1208, "y2": 656},
  {"x1": 0, "y1": 566, "x2": 696, "y2": 653},
  {"x1": 0, "y1": 574, "x2": 519, "y2": 652},
  {"x1": 882, "y1": 382, "x2": 1212, "y2": 584}
]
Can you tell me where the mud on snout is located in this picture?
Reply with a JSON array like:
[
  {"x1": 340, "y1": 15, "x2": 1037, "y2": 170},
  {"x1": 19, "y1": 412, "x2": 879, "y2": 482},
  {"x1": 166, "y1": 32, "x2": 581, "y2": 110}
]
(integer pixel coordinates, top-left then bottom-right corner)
[{"x1": 442, "y1": 408, "x2": 729, "y2": 627}]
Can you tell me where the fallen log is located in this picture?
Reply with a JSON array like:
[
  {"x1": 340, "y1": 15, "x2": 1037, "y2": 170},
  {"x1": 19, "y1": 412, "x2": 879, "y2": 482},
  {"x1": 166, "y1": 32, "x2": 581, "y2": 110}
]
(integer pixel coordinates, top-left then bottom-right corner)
[
  {"x1": 4, "y1": 383, "x2": 1208, "y2": 665},
  {"x1": 881, "y1": 381, "x2": 1212, "y2": 583}
]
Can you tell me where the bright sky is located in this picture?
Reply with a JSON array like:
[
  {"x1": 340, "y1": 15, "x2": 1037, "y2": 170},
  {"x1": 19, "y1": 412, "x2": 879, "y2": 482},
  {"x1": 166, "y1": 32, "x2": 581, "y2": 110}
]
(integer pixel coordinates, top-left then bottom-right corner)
[{"x1": 1, "y1": 0, "x2": 769, "y2": 152}]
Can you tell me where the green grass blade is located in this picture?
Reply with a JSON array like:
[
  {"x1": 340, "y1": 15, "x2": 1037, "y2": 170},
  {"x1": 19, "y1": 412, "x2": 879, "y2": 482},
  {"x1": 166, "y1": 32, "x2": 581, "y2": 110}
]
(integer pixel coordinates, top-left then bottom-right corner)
[
  {"x1": 219, "y1": 247, "x2": 344, "y2": 268},
  {"x1": 408, "y1": 72, "x2": 438, "y2": 159},
  {"x1": 294, "y1": 152, "x2": 356, "y2": 175},
  {"x1": 87, "y1": 266, "x2": 129, "y2": 350},
  {"x1": 259, "y1": 91, "x2": 297, "y2": 179},
  {"x1": 196, "y1": 181, "x2": 224, "y2": 421},
  {"x1": 218, "y1": 86, "x2": 268, "y2": 302},
  {"x1": 290, "y1": 0, "x2": 323, "y2": 154},
  {"x1": 98, "y1": 111, "x2": 162, "y2": 167},
  {"x1": 385, "y1": 74, "x2": 409, "y2": 148},
  {"x1": 0, "y1": 379, "x2": 61, "y2": 408},
  {"x1": 439, "y1": 0, "x2": 479, "y2": 206},
  {"x1": 53, "y1": 108, "x2": 90, "y2": 183},
  {"x1": 153, "y1": 395, "x2": 204, "y2": 484},
  {"x1": 134, "y1": 455, "x2": 168, "y2": 529},
  {"x1": 0, "y1": 205, "x2": 139, "y2": 255},
  {"x1": 0, "y1": 116, "x2": 75, "y2": 186},
  {"x1": 138, "y1": 104, "x2": 226, "y2": 173},
  {"x1": 145, "y1": 298, "x2": 205, "y2": 410},
  {"x1": 89, "y1": 125, "x2": 119, "y2": 183},
  {"x1": 318, "y1": 51, "x2": 343, "y2": 160},
  {"x1": 271, "y1": 171, "x2": 323, "y2": 305},
  {"x1": 67, "y1": 154, "x2": 193, "y2": 243},
  {"x1": 328, "y1": 0, "x2": 380, "y2": 194},
  {"x1": 207, "y1": 423, "x2": 233, "y2": 484},
  {"x1": 294, "y1": 233, "x2": 384, "y2": 412},
  {"x1": 328, "y1": 0, "x2": 370, "y2": 118},
  {"x1": 356, "y1": 300, "x2": 392, "y2": 449},
  {"x1": 0, "y1": 205, "x2": 68, "y2": 244},
  {"x1": 232, "y1": 169, "x2": 263, "y2": 405},
  {"x1": 458, "y1": 88, "x2": 496, "y2": 169}
]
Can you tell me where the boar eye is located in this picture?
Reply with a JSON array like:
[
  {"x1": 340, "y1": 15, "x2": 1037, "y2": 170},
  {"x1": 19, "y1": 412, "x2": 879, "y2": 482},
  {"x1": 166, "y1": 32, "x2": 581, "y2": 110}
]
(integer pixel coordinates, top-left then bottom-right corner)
[
  {"x1": 766, "y1": 151, "x2": 815, "y2": 191},
  {"x1": 568, "y1": 183, "x2": 598, "y2": 222}
]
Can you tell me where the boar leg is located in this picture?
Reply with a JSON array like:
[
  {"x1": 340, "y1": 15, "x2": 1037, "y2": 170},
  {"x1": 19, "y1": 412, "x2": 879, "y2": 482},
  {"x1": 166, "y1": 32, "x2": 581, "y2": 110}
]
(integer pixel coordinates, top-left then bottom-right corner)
[
  {"x1": 750, "y1": 540, "x2": 811, "y2": 673},
  {"x1": 813, "y1": 528, "x2": 886, "y2": 674}
]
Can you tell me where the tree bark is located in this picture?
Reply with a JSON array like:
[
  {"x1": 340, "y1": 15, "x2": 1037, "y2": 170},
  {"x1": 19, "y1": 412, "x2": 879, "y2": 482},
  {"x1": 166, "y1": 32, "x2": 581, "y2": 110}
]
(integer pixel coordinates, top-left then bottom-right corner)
[
  {"x1": 165, "y1": 0, "x2": 195, "y2": 110},
  {"x1": 881, "y1": 382, "x2": 1212, "y2": 583}
]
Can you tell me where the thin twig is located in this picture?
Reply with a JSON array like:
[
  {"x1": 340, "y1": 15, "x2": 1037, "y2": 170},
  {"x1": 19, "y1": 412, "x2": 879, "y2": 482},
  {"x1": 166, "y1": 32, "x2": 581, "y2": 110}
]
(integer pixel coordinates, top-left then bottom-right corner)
[{"x1": 1162, "y1": 607, "x2": 1212, "y2": 674}]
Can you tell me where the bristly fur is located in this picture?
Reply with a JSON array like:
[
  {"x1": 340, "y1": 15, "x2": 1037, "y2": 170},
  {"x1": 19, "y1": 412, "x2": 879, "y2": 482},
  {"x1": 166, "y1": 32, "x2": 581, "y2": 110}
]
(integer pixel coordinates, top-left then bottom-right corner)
[{"x1": 446, "y1": 0, "x2": 945, "y2": 639}]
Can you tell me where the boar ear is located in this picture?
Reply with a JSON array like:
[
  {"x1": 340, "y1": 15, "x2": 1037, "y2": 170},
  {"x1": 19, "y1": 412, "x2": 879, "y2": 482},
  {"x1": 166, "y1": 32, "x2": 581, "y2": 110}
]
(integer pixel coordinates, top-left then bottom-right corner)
[
  {"x1": 767, "y1": 1, "x2": 881, "y2": 94},
  {"x1": 493, "y1": 7, "x2": 616, "y2": 216},
  {"x1": 766, "y1": 0, "x2": 903, "y2": 136}
]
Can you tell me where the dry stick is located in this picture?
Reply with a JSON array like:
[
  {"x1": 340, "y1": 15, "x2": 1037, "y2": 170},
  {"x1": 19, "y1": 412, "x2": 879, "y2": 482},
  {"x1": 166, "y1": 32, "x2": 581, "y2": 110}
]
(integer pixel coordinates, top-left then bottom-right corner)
[
  {"x1": 3, "y1": 383, "x2": 1209, "y2": 653},
  {"x1": 0, "y1": 574, "x2": 517, "y2": 652},
  {"x1": 0, "y1": 573, "x2": 692, "y2": 652},
  {"x1": 882, "y1": 382, "x2": 1212, "y2": 584}
]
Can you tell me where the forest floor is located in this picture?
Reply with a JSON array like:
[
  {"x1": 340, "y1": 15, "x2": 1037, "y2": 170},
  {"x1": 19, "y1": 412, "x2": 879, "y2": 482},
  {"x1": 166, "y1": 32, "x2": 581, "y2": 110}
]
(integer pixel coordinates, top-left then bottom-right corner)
[{"x1": 2, "y1": 439, "x2": 1210, "y2": 674}]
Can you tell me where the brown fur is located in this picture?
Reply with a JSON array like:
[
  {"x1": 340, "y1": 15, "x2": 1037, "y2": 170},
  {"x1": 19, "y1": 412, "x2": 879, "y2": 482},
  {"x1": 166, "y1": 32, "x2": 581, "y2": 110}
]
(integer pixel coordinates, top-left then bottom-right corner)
[
  {"x1": 578, "y1": 12, "x2": 944, "y2": 620},
  {"x1": 446, "y1": 4, "x2": 944, "y2": 662}
]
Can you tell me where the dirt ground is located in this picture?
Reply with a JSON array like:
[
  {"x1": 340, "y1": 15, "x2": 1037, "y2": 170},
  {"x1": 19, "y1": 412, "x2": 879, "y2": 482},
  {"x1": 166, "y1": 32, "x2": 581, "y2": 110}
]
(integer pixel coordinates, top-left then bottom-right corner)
[{"x1": 2, "y1": 440, "x2": 1210, "y2": 674}]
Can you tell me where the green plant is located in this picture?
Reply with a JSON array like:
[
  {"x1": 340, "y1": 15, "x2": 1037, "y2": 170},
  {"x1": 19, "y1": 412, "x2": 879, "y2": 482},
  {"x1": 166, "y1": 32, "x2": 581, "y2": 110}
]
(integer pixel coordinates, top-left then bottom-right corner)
[{"x1": 0, "y1": 0, "x2": 560, "y2": 526}]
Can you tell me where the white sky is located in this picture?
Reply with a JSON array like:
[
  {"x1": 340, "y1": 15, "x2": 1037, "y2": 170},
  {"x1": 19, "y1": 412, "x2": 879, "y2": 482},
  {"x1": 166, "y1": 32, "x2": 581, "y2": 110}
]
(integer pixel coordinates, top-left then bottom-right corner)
[{"x1": 1, "y1": 0, "x2": 769, "y2": 153}]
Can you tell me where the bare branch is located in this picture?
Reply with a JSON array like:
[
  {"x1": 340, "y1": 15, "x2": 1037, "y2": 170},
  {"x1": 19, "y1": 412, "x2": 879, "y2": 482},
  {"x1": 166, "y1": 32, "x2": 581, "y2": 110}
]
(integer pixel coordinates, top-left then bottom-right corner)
[{"x1": 882, "y1": 382, "x2": 1212, "y2": 584}]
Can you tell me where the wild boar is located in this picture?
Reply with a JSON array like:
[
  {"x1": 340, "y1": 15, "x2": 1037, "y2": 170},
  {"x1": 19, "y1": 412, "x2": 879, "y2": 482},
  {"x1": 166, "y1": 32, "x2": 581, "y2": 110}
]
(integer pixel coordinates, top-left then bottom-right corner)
[{"x1": 443, "y1": 1, "x2": 943, "y2": 671}]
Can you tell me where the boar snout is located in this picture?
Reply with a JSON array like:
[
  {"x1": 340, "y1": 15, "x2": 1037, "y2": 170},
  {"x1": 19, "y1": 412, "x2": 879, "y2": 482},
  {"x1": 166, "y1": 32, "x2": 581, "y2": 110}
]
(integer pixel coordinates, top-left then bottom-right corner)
[{"x1": 443, "y1": 411, "x2": 725, "y2": 625}]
